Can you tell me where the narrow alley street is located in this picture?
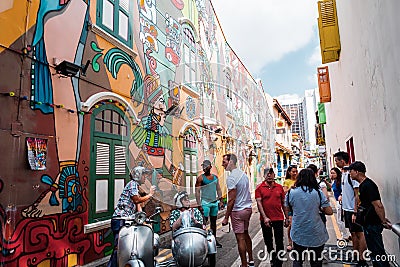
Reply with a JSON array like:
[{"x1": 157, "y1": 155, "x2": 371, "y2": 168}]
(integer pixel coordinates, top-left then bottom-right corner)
[
  {"x1": 153, "y1": 197, "x2": 358, "y2": 267},
  {"x1": 91, "y1": 195, "x2": 372, "y2": 267}
]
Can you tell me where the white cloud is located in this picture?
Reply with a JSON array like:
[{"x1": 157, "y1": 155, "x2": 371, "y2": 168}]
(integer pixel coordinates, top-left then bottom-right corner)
[
  {"x1": 308, "y1": 44, "x2": 322, "y2": 66},
  {"x1": 307, "y1": 45, "x2": 322, "y2": 87},
  {"x1": 211, "y1": 0, "x2": 320, "y2": 75},
  {"x1": 275, "y1": 93, "x2": 302, "y2": 102}
]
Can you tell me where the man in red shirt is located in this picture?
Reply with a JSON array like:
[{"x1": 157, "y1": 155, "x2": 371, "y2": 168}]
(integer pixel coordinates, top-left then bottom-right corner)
[{"x1": 256, "y1": 168, "x2": 288, "y2": 267}]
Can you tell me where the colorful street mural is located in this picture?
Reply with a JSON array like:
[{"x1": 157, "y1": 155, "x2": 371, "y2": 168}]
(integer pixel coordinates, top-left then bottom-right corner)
[{"x1": 0, "y1": 0, "x2": 275, "y2": 266}]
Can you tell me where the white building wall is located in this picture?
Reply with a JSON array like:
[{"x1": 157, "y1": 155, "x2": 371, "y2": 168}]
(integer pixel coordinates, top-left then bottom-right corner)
[{"x1": 324, "y1": 1, "x2": 400, "y2": 257}]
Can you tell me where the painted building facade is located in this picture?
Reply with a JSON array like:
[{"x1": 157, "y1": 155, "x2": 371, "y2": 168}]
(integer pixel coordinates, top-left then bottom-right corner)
[
  {"x1": 269, "y1": 98, "x2": 293, "y2": 179},
  {"x1": 0, "y1": 0, "x2": 275, "y2": 265},
  {"x1": 317, "y1": 0, "x2": 400, "y2": 261}
]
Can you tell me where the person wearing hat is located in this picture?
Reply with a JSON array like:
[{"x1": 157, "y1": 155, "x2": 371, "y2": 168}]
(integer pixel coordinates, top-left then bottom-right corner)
[
  {"x1": 195, "y1": 159, "x2": 224, "y2": 248},
  {"x1": 108, "y1": 166, "x2": 156, "y2": 267},
  {"x1": 334, "y1": 151, "x2": 367, "y2": 266},
  {"x1": 349, "y1": 161, "x2": 392, "y2": 267},
  {"x1": 170, "y1": 191, "x2": 203, "y2": 231},
  {"x1": 256, "y1": 168, "x2": 287, "y2": 267}
]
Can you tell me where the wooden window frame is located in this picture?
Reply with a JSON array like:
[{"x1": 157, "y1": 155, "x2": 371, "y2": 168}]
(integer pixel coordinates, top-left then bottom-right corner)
[
  {"x1": 183, "y1": 128, "x2": 198, "y2": 197},
  {"x1": 182, "y1": 25, "x2": 197, "y2": 90},
  {"x1": 89, "y1": 104, "x2": 130, "y2": 223},
  {"x1": 96, "y1": 0, "x2": 133, "y2": 47},
  {"x1": 346, "y1": 137, "x2": 355, "y2": 163}
]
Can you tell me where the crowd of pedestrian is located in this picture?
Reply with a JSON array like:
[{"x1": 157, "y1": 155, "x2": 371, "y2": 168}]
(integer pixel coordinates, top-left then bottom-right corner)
[
  {"x1": 107, "y1": 152, "x2": 393, "y2": 267},
  {"x1": 217, "y1": 151, "x2": 392, "y2": 267},
  {"x1": 254, "y1": 151, "x2": 391, "y2": 267}
]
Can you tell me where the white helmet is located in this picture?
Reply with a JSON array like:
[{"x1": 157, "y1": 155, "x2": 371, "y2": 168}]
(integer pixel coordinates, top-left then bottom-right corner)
[
  {"x1": 173, "y1": 191, "x2": 188, "y2": 208},
  {"x1": 130, "y1": 166, "x2": 151, "y2": 182}
]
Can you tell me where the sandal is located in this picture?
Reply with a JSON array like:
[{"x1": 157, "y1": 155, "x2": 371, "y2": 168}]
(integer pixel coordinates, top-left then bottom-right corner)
[{"x1": 248, "y1": 260, "x2": 255, "y2": 267}]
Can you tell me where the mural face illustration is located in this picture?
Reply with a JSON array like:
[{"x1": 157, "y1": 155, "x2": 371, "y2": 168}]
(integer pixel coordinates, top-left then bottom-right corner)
[{"x1": 154, "y1": 95, "x2": 167, "y2": 125}]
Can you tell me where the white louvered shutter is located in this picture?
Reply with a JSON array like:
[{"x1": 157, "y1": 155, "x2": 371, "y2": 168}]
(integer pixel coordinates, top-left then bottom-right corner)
[
  {"x1": 102, "y1": 0, "x2": 114, "y2": 30},
  {"x1": 114, "y1": 145, "x2": 126, "y2": 175},
  {"x1": 96, "y1": 143, "x2": 110, "y2": 175},
  {"x1": 118, "y1": 0, "x2": 129, "y2": 40}
]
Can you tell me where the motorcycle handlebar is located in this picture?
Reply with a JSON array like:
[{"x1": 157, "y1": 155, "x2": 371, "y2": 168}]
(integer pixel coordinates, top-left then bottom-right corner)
[
  {"x1": 116, "y1": 217, "x2": 159, "y2": 224},
  {"x1": 118, "y1": 216, "x2": 135, "y2": 221}
]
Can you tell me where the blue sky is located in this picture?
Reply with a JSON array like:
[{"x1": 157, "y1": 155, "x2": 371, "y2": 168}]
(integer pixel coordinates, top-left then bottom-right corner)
[
  {"x1": 211, "y1": 0, "x2": 321, "y2": 97},
  {"x1": 259, "y1": 29, "x2": 321, "y2": 97}
]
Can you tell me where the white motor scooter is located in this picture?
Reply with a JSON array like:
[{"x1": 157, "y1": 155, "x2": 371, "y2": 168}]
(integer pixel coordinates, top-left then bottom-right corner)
[
  {"x1": 117, "y1": 207, "x2": 163, "y2": 267},
  {"x1": 171, "y1": 226, "x2": 217, "y2": 267}
]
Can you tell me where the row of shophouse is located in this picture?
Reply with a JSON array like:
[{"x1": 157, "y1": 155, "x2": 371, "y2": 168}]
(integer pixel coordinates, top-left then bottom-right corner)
[{"x1": 0, "y1": 0, "x2": 301, "y2": 265}]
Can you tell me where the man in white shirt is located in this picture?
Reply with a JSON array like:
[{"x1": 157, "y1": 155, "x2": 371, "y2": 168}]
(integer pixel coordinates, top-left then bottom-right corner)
[
  {"x1": 334, "y1": 151, "x2": 367, "y2": 266},
  {"x1": 221, "y1": 153, "x2": 254, "y2": 267}
]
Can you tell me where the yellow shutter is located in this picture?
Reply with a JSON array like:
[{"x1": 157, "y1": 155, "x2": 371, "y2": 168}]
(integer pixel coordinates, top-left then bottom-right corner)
[{"x1": 318, "y1": 0, "x2": 341, "y2": 64}]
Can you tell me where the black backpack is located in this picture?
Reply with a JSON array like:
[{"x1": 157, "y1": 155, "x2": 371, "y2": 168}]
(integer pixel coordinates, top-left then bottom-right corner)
[{"x1": 347, "y1": 172, "x2": 353, "y2": 188}]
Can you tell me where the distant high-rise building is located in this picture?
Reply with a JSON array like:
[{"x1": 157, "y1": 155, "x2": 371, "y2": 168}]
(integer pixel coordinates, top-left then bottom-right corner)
[
  {"x1": 276, "y1": 95, "x2": 308, "y2": 147},
  {"x1": 304, "y1": 89, "x2": 318, "y2": 151}
]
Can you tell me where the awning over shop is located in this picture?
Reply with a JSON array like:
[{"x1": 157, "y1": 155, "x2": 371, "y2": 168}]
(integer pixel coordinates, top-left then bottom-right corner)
[{"x1": 275, "y1": 141, "x2": 293, "y2": 155}]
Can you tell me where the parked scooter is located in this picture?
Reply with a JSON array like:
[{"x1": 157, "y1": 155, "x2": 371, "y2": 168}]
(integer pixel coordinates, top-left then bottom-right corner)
[
  {"x1": 117, "y1": 207, "x2": 163, "y2": 267},
  {"x1": 168, "y1": 194, "x2": 217, "y2": 267},
  {"x1": 171, "y1": 226, "x2": 217, "y2": 267}
]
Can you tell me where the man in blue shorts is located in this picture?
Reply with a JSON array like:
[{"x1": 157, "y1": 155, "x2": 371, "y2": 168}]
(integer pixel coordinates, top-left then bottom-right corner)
[{"x1": 196, "y1": 159, "x2": 224, "y2": 248}]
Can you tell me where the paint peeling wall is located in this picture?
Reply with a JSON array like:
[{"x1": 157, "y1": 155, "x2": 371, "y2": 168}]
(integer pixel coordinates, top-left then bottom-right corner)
[{"x1": 0, "y1": 0, "x2": 275, "y2": 265}]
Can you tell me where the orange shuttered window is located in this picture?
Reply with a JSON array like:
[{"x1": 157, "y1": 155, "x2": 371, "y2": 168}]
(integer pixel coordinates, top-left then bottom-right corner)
[
  {"x1": 318, "y1": 66, "x2": 331, "y2": 103},
  {"x1": 317, "y1": 0, "x2": 341, "y2": 64}
]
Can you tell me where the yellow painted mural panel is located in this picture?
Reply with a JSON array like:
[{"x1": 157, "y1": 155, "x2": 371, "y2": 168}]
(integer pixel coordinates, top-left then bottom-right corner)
[
  {"x1": 37, "y1": 259, "x2": 50, "y2": 267},
  {"x1": 68, "y1": 254, "x2": 78, "y2": 266},
  {"x1": 0, "y1": 0, "x2": 40, "y2": 52},
  {"x1": 95, "y1": 37, "x2": 142, "y2": 99}
]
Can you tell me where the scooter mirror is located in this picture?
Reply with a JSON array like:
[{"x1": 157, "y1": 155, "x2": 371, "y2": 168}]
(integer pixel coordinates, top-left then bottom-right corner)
[
  {"x1": 149, "y1": 206, "x2": 163, "y2": 219},
  {"x1": 155, "y1": 206, "x2": 163, "y2": 213}
]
